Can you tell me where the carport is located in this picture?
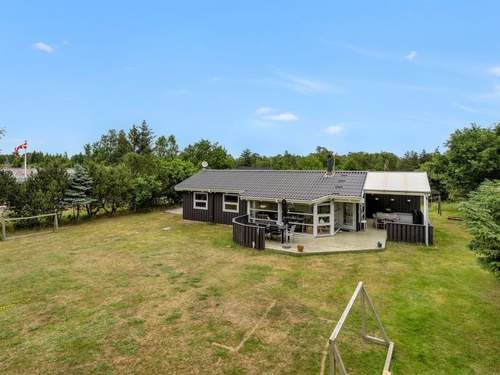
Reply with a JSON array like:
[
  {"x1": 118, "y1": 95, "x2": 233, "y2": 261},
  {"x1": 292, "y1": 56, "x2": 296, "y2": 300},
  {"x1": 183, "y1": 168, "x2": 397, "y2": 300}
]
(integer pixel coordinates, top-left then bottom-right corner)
[{"x1": 363, "y1": 172, "x2": 432, "y2": 245}]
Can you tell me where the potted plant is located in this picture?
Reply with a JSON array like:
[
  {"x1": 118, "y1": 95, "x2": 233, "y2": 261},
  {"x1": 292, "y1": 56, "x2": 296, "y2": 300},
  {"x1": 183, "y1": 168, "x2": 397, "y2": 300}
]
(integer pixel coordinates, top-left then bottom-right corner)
[{"x1": 297, "y1": 244, "x2": 304, "y2": 252}]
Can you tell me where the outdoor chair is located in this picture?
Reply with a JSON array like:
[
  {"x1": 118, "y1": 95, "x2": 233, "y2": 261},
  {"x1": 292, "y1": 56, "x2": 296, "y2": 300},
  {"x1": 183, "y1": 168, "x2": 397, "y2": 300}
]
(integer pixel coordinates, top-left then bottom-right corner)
[
  {"x1": 360, "y1": 219, "x2": 367, "y2": 231},
  {"x1": 285, "y1": 224, "x2": 296, "y2": 243},
  {"x1": 375, "y1": 218, "x2": 386, "y2": 230}
]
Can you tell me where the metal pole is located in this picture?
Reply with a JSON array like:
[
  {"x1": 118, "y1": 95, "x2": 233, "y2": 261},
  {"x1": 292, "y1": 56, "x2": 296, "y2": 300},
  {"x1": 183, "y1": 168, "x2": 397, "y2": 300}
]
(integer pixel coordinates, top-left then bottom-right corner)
[{"x1": 424, "y1": 194, "x2": 429, "y2": 246}]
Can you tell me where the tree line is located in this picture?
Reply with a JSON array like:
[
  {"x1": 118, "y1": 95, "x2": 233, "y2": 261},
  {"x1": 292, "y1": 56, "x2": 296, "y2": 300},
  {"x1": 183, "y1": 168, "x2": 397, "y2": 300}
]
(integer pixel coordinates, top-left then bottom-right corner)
[
  {"x1": 2, "y1": 122, "x2": 498, "y2": 277},
  {"x1": 0, "y1": 122, "x2": 498, "y2": 220}
]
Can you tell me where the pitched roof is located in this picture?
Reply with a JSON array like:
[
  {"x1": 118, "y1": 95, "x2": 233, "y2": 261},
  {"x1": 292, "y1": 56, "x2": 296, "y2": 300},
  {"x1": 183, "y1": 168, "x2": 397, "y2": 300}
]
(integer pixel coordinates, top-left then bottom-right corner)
[
  {"x1": 175, "y1": 169, "x2": 367, "y2": 202},
  {"x1": 0, "y1": 168, "x2": 37, "y2": 182},
  {"x1": 364, "y1": 171, "x2": 431, "y2": 194}
]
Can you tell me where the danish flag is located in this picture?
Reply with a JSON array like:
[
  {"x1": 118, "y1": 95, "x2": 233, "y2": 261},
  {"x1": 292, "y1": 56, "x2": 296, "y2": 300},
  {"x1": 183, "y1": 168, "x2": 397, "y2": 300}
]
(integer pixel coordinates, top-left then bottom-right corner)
[{"x1": 13, "y1": 141, "x2": 28, "y2": 157}]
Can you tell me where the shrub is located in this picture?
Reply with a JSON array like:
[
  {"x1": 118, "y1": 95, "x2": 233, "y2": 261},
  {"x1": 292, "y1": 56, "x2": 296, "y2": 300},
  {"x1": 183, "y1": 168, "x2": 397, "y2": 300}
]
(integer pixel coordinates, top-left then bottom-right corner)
[{"x1": 461, "y1": 180, "x2": 500, "y2": 278}]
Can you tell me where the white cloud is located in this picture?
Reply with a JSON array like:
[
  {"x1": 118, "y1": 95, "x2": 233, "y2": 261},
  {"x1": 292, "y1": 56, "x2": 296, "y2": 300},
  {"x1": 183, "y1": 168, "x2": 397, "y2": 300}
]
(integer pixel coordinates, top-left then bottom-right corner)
[
  {"x1": 282, "y1": 74, "x2": 332, "y2": 94},
  {"x1": 451, "y1": 102, "x2": 483, "y2": 113},
  {"x1": 405, "y1": 51, "x2": 417, "y2": 61},
  {"x1": 255, "y1": 107, "x2": 274, "y2": 115},
  {"x1": 324, "y1": 125, "x2": 344, "y2": 135},
  {"x1": 263, "y1": 112, "x2": 298, "y2": 122},
  {"x1": 32, "y1": 42, "x2": 54, "y2": 53},
  {"x1": 488, "y1": 66, "x2": 500, "y2": 77}
]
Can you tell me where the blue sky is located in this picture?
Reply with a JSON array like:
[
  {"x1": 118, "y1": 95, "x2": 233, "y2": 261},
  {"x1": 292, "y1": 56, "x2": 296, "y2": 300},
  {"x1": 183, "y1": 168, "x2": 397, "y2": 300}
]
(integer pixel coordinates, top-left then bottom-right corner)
[{"x1": 0, "y1": 1, "x2": 499, "y2": 157}]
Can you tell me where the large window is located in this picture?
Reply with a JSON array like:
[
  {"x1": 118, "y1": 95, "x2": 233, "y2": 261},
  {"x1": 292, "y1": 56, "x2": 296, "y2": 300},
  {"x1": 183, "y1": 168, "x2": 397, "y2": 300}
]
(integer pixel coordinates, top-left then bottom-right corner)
[
  {"x1": 287, "y1": 203, "x2": 314, "y2": 234},
  {"x1": 249, "y1": 201, "x2": 278, "y2": 223},
  {"x1": 193, "y1": 192, "x2": 208, "y2": 210},
  {"x1": 223, "y1": 194, "x2": 239, "y2": 213}
]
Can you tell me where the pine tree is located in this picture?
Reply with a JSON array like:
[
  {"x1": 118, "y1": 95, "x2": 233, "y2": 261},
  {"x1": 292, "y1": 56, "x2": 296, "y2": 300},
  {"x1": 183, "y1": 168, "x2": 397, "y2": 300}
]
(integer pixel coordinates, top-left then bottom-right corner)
[
  {"x1": 116, "y1": 129, "x2": 132, "y2": 159},
  {"x1": 137, "y1": 120, "x2": 154, "y2": 154},
  {"x1": 64, "y1": 164, "x2": 94, "y2": 219},
  {"x1": 128, "y1": 125, "x2": 141, "y2": 153},
  {"x1": 155, "y1": 134, "x2": 178, "y2": 159}
]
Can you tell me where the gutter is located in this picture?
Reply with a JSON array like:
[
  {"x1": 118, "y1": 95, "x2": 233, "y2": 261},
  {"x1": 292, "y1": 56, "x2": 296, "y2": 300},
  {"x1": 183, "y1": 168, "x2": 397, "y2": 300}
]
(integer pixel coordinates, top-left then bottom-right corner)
[
  {"x1": 363, "y1": 189, "x2": 431, "y2": 196},
  {"x1": 174, "y1": 186, "x2": 244, "y2": 194},
  {"x1": 240, "y1": 194, "x2": 363, "y2": 204}
]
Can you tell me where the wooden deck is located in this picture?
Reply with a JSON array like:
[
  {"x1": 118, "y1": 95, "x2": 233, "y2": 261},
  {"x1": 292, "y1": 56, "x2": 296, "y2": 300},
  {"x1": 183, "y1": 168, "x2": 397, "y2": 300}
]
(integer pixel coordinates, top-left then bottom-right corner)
[{"x1": 265, "y1": 223, "x2": 386, "y2": 255}]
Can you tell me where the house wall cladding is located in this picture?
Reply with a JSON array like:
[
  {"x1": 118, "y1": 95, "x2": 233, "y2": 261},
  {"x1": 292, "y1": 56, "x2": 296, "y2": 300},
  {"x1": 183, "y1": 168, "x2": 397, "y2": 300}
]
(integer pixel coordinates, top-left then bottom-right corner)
[
  {"x1": 386, "y1": 222, "x2": 434, "y2": 245},
  {"x1": 182, "y1": 192, "x2": 247, "y2": 225},
  {"x1": 366, "y1": 194, "x2": 421, "y2": 218},
  {"x1": 232, "y1": 215, "x2": 265, "y2": 250}
]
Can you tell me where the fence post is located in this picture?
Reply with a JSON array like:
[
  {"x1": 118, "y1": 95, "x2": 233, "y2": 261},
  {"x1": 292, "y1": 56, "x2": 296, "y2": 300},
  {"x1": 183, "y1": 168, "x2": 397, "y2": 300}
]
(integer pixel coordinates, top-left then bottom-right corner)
[
  {"x1": 1, "y1": 217, "x2": 6, "y2": 241},
  {"x1": 54, "y1": 213, "x2": 59, "y2": 232}
]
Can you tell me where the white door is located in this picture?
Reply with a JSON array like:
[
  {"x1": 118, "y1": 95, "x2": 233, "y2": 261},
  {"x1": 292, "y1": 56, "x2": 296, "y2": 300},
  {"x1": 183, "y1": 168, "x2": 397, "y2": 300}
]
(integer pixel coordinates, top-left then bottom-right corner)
[{"x1": 335, "y1": 203, "x2": 344, "y2": 229}]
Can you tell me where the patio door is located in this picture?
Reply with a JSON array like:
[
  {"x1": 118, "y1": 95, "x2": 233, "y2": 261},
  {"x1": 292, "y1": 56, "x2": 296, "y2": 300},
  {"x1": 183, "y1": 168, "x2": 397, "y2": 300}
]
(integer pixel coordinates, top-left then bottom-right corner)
[
  {"x1": 343, "y1": 204, "x2": 352, "y2": 224},
  {"x1": 342, "y1": 203, "x2": 356, "y2": 231},
  {"x1": 316, "y1": 202, "x2": 331, "y2": 236}
]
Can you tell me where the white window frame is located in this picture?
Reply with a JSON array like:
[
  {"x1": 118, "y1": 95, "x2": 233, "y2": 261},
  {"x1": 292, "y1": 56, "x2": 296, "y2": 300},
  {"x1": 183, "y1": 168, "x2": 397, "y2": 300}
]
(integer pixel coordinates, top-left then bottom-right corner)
[
  {"x1": 193, "y1": 192, "x2": 208, "y2": 210},
  {"x1": 223, "y1": 193, "x2": 239, "y2": 213},
  {"x1": 249, "y1": 201, "x2": 279, "y2": 224}
]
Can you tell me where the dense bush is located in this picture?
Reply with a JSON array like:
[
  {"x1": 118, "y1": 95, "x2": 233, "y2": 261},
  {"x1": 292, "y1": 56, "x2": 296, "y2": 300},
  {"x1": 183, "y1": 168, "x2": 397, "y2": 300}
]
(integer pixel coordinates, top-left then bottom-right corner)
[
  {"x1": 461, "y1": 180, "x2": 500, "y2": 278},
  {"x1": 0, "y1": 170, "x2": 22, "y2": 208},
  {"x1": 425, "y1": 124, "x2": 499, "y2": 198},
  {"x1": 4, "y1": 161, "x2": 71, "y2": 218},
  {"x1": 88, "y1": 163, "x2": 133, "y2": 214},
  {"x1": 155, "y1": 158, "x2": 197, "y2": 203}
]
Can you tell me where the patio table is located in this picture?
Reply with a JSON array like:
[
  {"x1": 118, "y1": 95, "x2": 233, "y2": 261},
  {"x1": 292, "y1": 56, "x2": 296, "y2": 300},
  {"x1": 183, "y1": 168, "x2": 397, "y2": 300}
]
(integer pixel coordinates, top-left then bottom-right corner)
[{"x1": 266, "y1": 224, "x2": 286, "y2": 243}]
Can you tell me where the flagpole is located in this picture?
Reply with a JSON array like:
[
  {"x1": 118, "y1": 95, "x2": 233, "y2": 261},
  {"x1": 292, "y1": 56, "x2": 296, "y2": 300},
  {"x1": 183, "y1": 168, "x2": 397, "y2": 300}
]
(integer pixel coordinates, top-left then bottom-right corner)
[{"x1": 24, "y1": 140, "x2": 27, "y2": 178}]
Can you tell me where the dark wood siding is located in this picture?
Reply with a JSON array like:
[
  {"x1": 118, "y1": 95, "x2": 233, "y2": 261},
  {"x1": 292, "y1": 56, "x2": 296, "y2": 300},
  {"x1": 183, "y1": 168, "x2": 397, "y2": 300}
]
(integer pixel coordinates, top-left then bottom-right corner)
[
  {"x1": 386, "y1": 222, "x2": 434, "y2": 245},
  {"x1": 366, "y1": 194, "x2": 421, "y2": 218},
  {"x1": 182, "y1": 191, "x2": 211, "y2": 222},
  {"x1": 182, "y1": 191, "x2": 247, "y2": 225},
  {"x1": 213, "y1": 193, "x2": 247, "y2": 225},
  {"x1": 232, "y1": 215, "x2": 265, "y2": 250}
]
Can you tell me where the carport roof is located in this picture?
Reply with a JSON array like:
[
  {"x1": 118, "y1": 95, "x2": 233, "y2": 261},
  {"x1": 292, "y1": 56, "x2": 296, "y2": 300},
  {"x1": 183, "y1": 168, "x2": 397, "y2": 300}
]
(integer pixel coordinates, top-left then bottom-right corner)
[{"x1": 364, "y1": 172, "x2": 431, "y2": 194}]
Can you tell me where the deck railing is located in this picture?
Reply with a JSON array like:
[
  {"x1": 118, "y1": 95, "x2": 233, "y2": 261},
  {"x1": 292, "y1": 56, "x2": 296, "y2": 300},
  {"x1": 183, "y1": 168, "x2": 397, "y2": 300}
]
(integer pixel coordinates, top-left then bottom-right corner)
[
  {"x1": 232, "y1": 215, "x2": 265, "y2": 250},
  {"x1": 386, "y1": 221, "x2": 433, "y2": 245}
]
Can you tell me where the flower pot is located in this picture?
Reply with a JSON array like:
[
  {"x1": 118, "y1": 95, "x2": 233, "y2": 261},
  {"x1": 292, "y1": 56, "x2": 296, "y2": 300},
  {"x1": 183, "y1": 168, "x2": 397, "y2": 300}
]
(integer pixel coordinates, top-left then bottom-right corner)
[{"x1": 297, "y1": 244, "x2": 304, "y2": 252}]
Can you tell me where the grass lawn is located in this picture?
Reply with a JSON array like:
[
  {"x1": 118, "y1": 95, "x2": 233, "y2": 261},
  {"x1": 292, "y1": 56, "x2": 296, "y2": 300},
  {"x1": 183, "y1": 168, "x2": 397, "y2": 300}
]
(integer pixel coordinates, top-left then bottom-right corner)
[{"x1": 0, "y1": 206, "x2": 499, "y2": 374}]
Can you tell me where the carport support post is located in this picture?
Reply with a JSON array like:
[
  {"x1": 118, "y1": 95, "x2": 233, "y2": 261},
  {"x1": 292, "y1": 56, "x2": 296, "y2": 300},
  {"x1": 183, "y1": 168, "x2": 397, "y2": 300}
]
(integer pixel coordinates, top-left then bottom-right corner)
[
  {"x1": 330, "y1": 200, "x2": 335, "y2": 235},
  {"x1": 423, "y1": 194, "x2": 429, "y2": 246},
  {"x1": 313, "y1": 203, "x2": 318, "y2": 237},
  {"x1": 277, "y1": 201, "x2": 283, "y2": 225}
]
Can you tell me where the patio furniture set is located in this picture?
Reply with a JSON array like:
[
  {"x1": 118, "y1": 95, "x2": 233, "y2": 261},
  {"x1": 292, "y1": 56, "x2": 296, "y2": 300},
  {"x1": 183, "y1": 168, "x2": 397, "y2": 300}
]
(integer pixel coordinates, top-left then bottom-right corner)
[
  {"x1": 373, "y1": 212, "x2": 414, "y2": 229},
  {"x1": 257, "y1": 221, "x2": 296, "y2": 244}
]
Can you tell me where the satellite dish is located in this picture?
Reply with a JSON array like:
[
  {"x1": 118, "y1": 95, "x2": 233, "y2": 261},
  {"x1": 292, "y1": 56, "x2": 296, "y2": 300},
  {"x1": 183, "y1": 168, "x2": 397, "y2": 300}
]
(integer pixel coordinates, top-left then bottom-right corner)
[{"x1": 201, "y1": 161, "x2": 208, "y2": 169}]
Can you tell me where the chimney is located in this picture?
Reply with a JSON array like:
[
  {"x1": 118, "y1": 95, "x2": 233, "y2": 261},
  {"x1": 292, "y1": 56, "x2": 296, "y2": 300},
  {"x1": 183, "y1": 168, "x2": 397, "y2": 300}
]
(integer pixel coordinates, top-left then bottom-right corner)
[{"x1": 326, "y1": 154, "x2": 335, "y2": 176}]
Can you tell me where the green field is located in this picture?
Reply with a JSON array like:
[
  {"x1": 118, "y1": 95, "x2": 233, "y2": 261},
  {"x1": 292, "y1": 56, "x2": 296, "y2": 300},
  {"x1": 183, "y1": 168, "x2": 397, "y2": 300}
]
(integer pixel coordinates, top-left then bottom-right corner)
[{"x1": 0, "y1": 207, "x2": 499, "y2": 374}]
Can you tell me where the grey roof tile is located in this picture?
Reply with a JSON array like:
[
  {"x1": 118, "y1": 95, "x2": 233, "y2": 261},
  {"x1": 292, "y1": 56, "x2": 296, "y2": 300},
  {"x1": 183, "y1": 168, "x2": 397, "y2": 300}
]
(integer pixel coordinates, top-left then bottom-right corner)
[{"x1": 175, "y1": 169, "x2": 367, "y2": 201}]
